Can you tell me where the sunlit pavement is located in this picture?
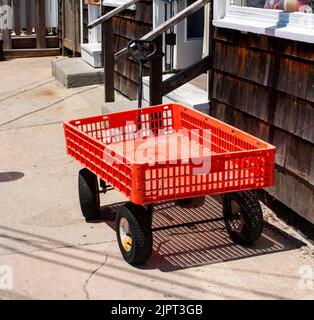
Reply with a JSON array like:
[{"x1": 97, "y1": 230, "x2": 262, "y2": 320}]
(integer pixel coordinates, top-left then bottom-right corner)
[{"x1": 0, "y1": 57, "x2": 313, "y2": 300}]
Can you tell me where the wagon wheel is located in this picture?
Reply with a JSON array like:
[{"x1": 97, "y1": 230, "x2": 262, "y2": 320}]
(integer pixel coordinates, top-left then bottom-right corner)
[
  {"x1": 78, "y1": 169, "x2": 100, "y2": 221},
  {"x1": 223, "y1": 191, "x2": 264, "y2": 245},
  {"x1": 116, "y1": 202, "x2": 153, "y2": 265}
]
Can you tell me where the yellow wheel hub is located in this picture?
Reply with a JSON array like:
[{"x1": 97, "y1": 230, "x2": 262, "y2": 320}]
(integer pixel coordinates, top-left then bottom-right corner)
[{"x1": 119, "y1": 217, "x2": 133, "y2": 252}]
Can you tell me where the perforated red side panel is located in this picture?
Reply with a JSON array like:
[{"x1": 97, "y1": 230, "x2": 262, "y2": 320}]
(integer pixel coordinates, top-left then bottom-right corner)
[{"x1": 64, "y1": 104, "x2": 276, "y2": 204}]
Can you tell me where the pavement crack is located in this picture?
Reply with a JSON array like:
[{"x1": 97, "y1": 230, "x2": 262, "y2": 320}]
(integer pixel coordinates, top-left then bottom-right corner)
[
  {"x1": 0, "y1": 240, "x2": 116, "y2": 257},
  {"x1": 0, "y1": 120, "x2": 64, "y2": 132},
  {"x1": 0, "y1": 85, "x2": 101, "y2": 128},
  {"x1": 0, "y1": 78, "x2": 54, "y2": 103},
  {"x1": 83, "y1": 253, "x2": 109, "y2": 300}
]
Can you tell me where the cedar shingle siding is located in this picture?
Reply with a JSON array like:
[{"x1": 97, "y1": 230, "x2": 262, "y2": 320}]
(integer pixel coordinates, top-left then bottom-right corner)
[
  {"x1": 210, "y1": 28, "x2": 314, "y2": 224},
  {"x1": 104, "y1": 0, "x2": 152, "y2": 99}
]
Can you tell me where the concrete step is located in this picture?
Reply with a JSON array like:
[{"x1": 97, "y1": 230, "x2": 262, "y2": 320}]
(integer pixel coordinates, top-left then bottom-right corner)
[
  {"x1": 81, "y1": 43, "x2": 102, "y2": 68},
  {"x1": 51, "y1": 57, "x2": 104, "y2": 88},
  {"x1": 4, "y1": 48, "x2": 60, "y2": 59},
  {"x1": 143, "y1": 75, "x2": 210, "y2": 114},
  {"x1": 101, "y1": 100, "x2": 149, "y2": 114}
]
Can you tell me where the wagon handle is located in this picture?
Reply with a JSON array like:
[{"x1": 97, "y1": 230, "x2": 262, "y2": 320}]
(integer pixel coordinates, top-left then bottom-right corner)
[
  {"x1": 127, "y1": 40, "x2": 158, "y2": 64},
  {"x1": 127, "y1": 40, "x2": 159, "y2": 110}
]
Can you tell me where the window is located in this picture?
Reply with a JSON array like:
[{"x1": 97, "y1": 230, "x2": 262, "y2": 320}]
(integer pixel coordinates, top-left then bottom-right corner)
[
  {"x1": 187, "y1": 0, "x2": 204, "y2": 39},
  {"x1": 213, "y1": 0, "x2": 314, "y2": 43}
]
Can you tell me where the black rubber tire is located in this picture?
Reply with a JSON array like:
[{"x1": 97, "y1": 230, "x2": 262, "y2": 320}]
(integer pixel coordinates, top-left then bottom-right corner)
[
  {"x1": 116, "y1": 202, "x2": 153, "y2": 265},
  {"x1": 223, "y1": 191, "x2": 264, "y2": 245},
  {"x1": 78, "y1": 169, "x2": 100, "y2": 220}
]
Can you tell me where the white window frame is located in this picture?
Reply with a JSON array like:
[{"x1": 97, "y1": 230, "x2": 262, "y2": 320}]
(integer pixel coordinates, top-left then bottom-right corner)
[
  {"x1": 213, "y1": 0, "x2": 314, "y2": 43},
  {"x1": 102, "y1": 0, "x2": 136, "y2": 10}
]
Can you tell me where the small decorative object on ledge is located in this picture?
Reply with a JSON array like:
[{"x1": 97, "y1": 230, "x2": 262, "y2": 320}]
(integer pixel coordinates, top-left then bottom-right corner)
[
  {"x1": 264, "y1": 0, "x2": 313, "y2": 12},
  {"x1": 0, "y1": 39, "x2": 4, "y2": 61}
]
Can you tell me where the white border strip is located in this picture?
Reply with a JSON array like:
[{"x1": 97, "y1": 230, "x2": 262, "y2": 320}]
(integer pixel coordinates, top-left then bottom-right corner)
[
  {"x1": 102, "y1": 0, "x2": 136, "y2": 11},
  {"x1": 213, "y1": 3, "x2": 314, "y2": 44}
]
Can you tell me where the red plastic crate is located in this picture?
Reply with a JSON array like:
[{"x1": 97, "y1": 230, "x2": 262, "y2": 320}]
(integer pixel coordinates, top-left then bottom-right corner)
[{"x1": 63, "y1": 103, "x2": 276, "y2": 205}]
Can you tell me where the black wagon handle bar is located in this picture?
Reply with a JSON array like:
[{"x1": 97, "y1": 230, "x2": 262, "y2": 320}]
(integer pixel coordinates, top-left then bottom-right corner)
[{"x1": 127, "y1": 40, "x2": 158, "y2": 63}]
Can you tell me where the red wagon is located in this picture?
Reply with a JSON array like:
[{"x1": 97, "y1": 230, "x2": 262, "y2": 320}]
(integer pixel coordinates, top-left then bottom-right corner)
[{"x1": 64, "y1": 103, "x2": 276, "y2": 265}]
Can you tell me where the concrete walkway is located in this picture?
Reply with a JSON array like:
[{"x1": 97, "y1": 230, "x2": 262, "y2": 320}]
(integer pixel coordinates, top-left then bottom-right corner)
[{"x1": 0, "y1": 57, "x2": 313, "y2": 300}]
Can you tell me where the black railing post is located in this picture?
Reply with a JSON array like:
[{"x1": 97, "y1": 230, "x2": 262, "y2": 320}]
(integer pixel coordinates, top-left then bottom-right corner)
[
  {"x1": 149, "y1": 35, "x2": 163, "y2": 106},
  {"x1": 208, "y1": 0, "x2": 214, "y2": 103},
  {"x1": 102, "y1": 18, "x2": 115, "y2": 103}
]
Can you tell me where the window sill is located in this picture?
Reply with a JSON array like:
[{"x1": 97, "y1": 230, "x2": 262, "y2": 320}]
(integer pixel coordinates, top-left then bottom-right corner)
[
  {"x1": 213, "y1": 6, "x2": 314, "y2": 44},
  {"x1": 102, "y1": 0, "x2": 136, "y2": 10}
]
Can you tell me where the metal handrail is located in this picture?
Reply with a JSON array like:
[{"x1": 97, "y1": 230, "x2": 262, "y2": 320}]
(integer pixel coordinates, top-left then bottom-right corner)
[
  {"x1": 114, "y1": 0, "x2": 210, "y2": 62},
  {"x1": 88, "y1": 0, "x2": 210, "y2": 63},
  {"x1": 96, "y1": 0, "x2": 212, "y2": 104}
]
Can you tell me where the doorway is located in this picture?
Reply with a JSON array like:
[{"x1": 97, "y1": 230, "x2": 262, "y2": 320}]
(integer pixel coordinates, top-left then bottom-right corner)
[
  {"x1": 153, "y1": 0, "x2": 205, "y2": 71},
  {"x1": 61, "y1": 0, "x2": 81, "y2": 55}
]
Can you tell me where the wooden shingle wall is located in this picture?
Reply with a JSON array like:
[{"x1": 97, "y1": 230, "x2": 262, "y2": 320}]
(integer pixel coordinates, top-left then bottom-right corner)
[
  {"x1": 104, "y1": 0, "x2": 152, "y2": 99},
  {"x1": 210, "y1": 28, "x2": 314, "y2": 224}
]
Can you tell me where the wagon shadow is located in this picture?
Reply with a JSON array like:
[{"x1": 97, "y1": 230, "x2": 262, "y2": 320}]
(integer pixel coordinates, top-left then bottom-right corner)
[{"x1": 97, "y1": 195, "x2": 305, "y2": 272}]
